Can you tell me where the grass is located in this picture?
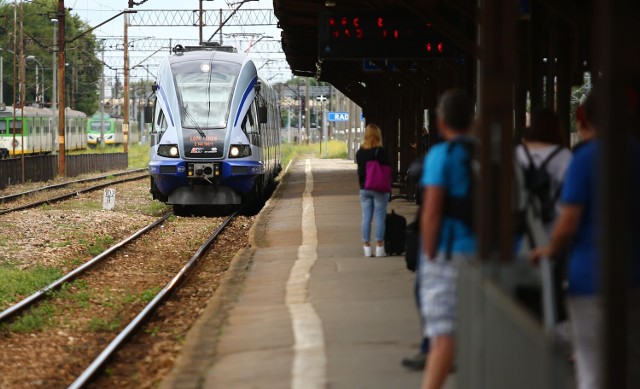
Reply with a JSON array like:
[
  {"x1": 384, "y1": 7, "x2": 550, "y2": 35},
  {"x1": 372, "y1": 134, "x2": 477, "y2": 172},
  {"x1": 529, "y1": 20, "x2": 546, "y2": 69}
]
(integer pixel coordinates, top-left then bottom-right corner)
[
  {"x1": 57, "y1": 280, "x2": 92, "y2": 309},
  {"x1": 77, "y1": 236, "x2": 116, "y2": 257},
  {"x1": 88, "y1": 316, "x2": 122, "y2": 332},
  {"x1": 69, "y1": 143, "x2": 149, "y2": 169},
  {"x1": 140, "y1": 287, "x2": 161, "y2": 303},
  {"x1": 5, "y1": 302, "x2": 57, "y2": 333},
  {"x1": 0, "y1": 264, "x2": 63, "y2": 309},
  {"x1": 280, "y1": 140, "x2": 348, "y2": 168},
  {"x1": 143, "y1": 201, "x2": 172, "y2": 217}
]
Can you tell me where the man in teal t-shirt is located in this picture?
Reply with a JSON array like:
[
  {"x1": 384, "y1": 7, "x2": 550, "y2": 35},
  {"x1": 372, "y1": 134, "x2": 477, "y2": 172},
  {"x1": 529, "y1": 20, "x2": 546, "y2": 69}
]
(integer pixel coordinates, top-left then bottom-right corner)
[{"x1": 418, "y1": 89, "x2": 476, "y2": 389}]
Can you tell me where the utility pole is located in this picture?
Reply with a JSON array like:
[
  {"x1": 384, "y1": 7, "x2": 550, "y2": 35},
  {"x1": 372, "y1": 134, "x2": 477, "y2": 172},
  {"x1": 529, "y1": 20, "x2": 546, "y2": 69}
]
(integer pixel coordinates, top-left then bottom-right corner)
[
  {"x1": 57, "y1": 0, "x2": 66, "y2": 176},
  {"x1": 11, "y1": 1, "x2": 17, "y2": 159},
  {"x1": 52, "y1": 18, "x2": 57, "y2": 110},
  {"x1": 100, "y1": 40, "x2": 105, "y2": 148},
  {"x1": 199, "y1": 0, "x2": 204, "y2": 45},
  {"x1": 297, "y1": 82, "x2": 301, "y2": 144},
  {"x1": 123, "y1": 11, "x2": 129, "y2": 152},
  {"x1": 19, "y1": 0, "x2": 25, "y2": 181}
]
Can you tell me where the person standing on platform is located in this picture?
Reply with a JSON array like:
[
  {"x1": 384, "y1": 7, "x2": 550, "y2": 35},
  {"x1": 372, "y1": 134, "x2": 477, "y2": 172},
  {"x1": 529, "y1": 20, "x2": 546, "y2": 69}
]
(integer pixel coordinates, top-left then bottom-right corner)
[
  {"x1": 419, "y1": 89, "x2": 477, "y2": 389},
  {"x1": 516, "y1": 108, "x2": 573, "y2": 235},
  {"x1": 356, "y1": 123, "x2": 391, "y2": 257},
  {"x1": 573, "y1": 104, "x2": 596, "y2": 152}
]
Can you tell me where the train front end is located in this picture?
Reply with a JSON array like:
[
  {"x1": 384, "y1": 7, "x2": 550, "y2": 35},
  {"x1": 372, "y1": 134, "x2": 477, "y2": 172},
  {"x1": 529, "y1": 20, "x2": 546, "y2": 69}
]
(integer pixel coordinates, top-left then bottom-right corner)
[{"x1": 148, "y1": 49, "x2": 266, "y2": 210}]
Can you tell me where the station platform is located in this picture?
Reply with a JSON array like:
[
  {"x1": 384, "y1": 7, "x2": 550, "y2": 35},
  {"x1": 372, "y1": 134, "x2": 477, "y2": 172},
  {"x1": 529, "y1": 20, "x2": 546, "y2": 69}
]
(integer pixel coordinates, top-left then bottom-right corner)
[{"x1": 161, "y1": 157, "x2": 454, "y2": 389}]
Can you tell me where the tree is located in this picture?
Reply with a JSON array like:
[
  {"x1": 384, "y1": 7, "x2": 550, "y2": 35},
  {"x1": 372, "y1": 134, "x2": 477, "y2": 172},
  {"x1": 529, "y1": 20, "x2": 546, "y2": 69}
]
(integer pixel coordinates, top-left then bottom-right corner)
[{"x1": 0, "y1": 1, "x2": 101, "y2": 115}]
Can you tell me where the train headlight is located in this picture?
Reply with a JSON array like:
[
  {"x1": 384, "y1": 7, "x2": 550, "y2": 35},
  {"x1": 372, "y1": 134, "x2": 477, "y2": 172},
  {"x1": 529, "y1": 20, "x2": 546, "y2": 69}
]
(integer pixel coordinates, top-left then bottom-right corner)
[
  {"x1": 158, "y1": 144, "x2": 180, "y2": 158},
  {"x1": 228, "y1": 144, "x2": 252, "y2": 158}
]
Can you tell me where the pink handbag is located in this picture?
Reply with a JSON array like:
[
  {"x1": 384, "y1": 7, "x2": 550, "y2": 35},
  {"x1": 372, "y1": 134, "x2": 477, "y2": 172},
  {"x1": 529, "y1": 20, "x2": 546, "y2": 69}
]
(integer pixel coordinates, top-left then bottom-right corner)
[{"x1": 364, "y1": 149, "x2": 391, "y2": 192}]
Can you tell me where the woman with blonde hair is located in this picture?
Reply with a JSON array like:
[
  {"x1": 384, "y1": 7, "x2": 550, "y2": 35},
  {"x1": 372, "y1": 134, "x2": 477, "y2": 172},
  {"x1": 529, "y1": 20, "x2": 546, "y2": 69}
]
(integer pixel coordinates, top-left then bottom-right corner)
[{"x1": 356, "y1": 123, "x2": 391, "y2": 257}]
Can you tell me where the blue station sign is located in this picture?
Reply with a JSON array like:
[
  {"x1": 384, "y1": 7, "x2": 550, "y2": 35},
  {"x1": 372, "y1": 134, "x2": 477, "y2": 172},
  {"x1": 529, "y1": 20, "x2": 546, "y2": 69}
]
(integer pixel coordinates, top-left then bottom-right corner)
[{"x1": 327, "y1": 112, "x2": 349, "y2": 122}]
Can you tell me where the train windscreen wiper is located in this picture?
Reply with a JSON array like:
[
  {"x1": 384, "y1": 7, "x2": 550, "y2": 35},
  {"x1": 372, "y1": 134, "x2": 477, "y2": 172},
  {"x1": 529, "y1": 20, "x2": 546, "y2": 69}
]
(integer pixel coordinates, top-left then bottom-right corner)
[{"x1": 182, "y1": 105, "x2": 206, "y2": 138}]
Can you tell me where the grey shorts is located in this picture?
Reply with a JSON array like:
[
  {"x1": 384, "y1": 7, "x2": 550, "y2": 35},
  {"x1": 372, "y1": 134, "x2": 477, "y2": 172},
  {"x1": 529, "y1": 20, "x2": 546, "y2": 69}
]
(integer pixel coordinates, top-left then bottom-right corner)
[{"x1": 419, "y1": 252, "x2": 468, "y2": 338}]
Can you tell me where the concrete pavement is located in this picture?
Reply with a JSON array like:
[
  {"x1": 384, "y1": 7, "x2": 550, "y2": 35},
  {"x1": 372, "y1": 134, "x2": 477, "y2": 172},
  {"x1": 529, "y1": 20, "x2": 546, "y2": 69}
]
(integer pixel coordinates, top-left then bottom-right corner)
[{"x1": 161, "y1": 157, "x2": 452, "y2": 389}]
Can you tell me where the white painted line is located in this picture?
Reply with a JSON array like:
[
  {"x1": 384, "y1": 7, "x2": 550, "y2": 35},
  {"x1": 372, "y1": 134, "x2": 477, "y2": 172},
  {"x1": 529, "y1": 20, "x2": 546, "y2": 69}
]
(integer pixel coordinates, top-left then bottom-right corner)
[{"x1": 286, "y1": 159, "x2": 327, "y2": 389}]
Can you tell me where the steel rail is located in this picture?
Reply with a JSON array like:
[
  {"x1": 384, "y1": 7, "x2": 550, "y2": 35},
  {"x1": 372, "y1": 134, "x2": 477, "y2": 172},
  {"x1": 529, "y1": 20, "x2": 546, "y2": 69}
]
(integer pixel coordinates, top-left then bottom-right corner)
[
  {"x1": 0, "y1": 173, "x2": 149, "y2": 216},
  {"x1": 0, "y1": 213, "x2": 172, "y2": 322},
  {"x1": 68, "y1": 211, "x2": 239, "y2": 389},
  {"x1": 0, "y1": 168, "x2": 147, "y2": 204}
]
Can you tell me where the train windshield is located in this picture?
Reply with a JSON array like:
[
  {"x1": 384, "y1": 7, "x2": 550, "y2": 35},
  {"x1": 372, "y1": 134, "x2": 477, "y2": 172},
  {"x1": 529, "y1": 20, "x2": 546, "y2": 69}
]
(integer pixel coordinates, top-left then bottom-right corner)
[
  {"x1": 90, "y1": 121, "x2": 109, "y2": 131},
  {"x1": 171, "y1": 60, "x2": 240, "y2": 130}
]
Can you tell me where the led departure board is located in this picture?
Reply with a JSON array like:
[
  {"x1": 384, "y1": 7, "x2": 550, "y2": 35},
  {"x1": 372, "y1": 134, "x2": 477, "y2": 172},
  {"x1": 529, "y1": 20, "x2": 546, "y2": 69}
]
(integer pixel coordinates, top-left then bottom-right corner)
[{"x1": 318, "y1": 11, "x2": 456, "y2": 60}]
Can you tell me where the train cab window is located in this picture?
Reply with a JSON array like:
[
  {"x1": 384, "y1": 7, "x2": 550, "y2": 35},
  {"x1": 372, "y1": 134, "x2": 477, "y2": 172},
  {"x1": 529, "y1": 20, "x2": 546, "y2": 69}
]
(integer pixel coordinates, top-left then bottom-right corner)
[
  {"x1": 242, "y1": 104, "x2": 261, "y2": 145},
  {"x1": 156, "y1": 110, "x2": 168, "y2": 132},
  {"x1": 0, "y1": 121, "x2": 6, "y2": 134}
]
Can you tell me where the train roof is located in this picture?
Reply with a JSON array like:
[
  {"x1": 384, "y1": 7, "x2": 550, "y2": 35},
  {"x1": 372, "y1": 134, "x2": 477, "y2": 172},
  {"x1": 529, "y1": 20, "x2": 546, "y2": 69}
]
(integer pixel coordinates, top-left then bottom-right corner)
[
  {"x1": 0, "y1": 106, "x2": 87, "y2": 118},
  {"x1": 168, "y1": 49, "x2": 247, "y2": 66}
]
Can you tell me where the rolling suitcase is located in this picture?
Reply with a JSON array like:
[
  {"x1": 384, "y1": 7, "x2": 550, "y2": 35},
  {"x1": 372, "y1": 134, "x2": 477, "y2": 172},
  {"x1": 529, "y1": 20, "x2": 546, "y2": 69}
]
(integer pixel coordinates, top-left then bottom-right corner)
[{"x1": 385, "y1": 210, "x2": 407, "y2": 255}]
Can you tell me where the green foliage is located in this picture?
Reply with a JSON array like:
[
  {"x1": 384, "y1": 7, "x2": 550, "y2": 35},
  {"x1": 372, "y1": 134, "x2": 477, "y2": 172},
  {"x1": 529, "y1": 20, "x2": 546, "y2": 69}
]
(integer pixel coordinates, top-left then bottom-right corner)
[
  {"x1": 280, "y1": 140, "x2": 348, "y2": 168},
  {"x1": 0, "y1": 264, "x2": 63, "y2": 309},
  {"x1": 88, "y1": 316, "x2": 122, "y2": 332},
  {"x1": 56, "y1": 279, "x2": 92, "y2": 308},
  {"x1": 68, "y1": 143, "x2": 150, "y2": 169},
  {"x1": 0, "y1": 2, "x2": 101, "y2": 114},
  {"x1": 4, "y1": 302, "x2": 56, "y2": 333},
  {"x1": 145, "y1": 201, "x2": 171, "y2": 217},
  {"x1": 140, "y1": 287, "x2": 161, "y2": 303},
  {"x1": 145, "y1": 325, "x2": 160, "y2": 337}
]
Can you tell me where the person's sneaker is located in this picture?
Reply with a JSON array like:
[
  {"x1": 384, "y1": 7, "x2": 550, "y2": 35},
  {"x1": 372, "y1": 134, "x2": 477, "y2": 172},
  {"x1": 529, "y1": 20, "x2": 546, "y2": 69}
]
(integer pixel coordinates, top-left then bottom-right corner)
[
  {"x1": 363, "y1": 246, "x2": 372, "y2": 257},
  {"x1": 375, "y1": 246, "x2": 386, "y2": 257},
  {"x1": 401, "y1": 352, "x2": 427, "y2": 371}
]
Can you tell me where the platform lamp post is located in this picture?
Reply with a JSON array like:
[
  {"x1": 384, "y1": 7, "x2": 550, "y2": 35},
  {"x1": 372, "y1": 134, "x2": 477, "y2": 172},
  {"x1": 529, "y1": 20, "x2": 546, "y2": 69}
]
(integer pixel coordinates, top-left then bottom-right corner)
[
  {"x1": 316, "y1": 94, "x2": 327, "y2": 157},
  {"x1": 26, "y1": 56, "x2": 44, "y2": 106}
]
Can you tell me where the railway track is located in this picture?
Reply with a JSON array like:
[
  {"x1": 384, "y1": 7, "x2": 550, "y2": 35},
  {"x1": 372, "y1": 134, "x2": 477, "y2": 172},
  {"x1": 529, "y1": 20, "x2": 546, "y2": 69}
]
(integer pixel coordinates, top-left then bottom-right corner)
[
  {"x1": 0, "y1": 168, "x2": 147, "y2": 204},
  {"x1": 0, "y1": 171, "x2": 148, "y2": 215},
  {"x1": 0, "y1": 213, "x2": 171, "y2": 322},
  {"x1": 69, "y1": 211, "x2": 238, "y2": 388},
  {"x1": 0, "y1": 210, "x2": 241, "y2": 388}
]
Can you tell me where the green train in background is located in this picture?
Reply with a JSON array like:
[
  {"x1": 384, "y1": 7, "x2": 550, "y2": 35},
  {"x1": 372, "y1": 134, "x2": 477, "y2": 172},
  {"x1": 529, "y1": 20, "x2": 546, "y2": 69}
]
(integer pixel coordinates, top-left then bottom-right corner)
[
  {"x1": 0, "y1": 105, "x2": 87, "y2": 158},
  {"x1": 87, "y1": 112, "x2": 140, "y2": 147}
]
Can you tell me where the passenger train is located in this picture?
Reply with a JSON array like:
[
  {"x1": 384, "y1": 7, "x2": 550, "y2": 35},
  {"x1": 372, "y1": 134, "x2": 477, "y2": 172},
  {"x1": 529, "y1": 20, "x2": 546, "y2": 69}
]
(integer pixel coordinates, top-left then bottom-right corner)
[
  {"x1": 87, "y1": 112, "x2": 140, "y2": 146},
  {"x1": 0, "y1": 106, "x2": 87, "y2": 158},
  {"x1": 146, "y1": 44, "x2": 281, "y2": 212}
]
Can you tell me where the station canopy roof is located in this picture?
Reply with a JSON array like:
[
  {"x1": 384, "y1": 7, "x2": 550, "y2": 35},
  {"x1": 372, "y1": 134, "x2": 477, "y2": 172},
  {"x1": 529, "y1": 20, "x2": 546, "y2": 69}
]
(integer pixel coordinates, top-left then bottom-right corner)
[{"x1": 273, "y1": 0, "x2": 479, "y2": 105}]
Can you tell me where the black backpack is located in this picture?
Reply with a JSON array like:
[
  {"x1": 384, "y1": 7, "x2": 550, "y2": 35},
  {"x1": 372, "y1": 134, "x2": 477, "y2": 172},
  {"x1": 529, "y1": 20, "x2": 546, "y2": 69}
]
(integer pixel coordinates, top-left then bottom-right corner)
[
  {"x1": 521, "y1": 145, "x2": 563, "y2": 224},
  {"x1": 443, "y1": 137, "x2": 478, "y2": 230}
]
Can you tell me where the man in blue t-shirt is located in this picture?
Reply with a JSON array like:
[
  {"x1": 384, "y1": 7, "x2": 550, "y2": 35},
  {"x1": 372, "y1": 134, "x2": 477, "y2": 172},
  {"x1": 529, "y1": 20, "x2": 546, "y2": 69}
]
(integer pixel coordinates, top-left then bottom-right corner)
[
  {"x1": 531, "y1": 93, "x2": 599, "y2": 389},
  {"x1": 418, "y1": 89, "x2": 476, "y2": 389}
]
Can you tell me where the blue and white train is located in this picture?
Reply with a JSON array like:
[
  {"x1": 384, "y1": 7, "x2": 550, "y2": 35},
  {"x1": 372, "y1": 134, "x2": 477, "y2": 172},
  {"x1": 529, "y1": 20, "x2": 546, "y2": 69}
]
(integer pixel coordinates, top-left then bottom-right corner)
[{"x1": 146, "y1": 45, "x2": 281, "y2": 212}]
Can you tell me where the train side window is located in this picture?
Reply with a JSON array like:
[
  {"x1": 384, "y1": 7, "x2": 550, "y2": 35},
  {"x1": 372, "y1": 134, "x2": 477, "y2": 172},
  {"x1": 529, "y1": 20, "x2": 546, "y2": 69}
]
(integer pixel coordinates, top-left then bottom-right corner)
[{"x1": 10, "y1": 120, "x2": 22, "y2": 135}]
